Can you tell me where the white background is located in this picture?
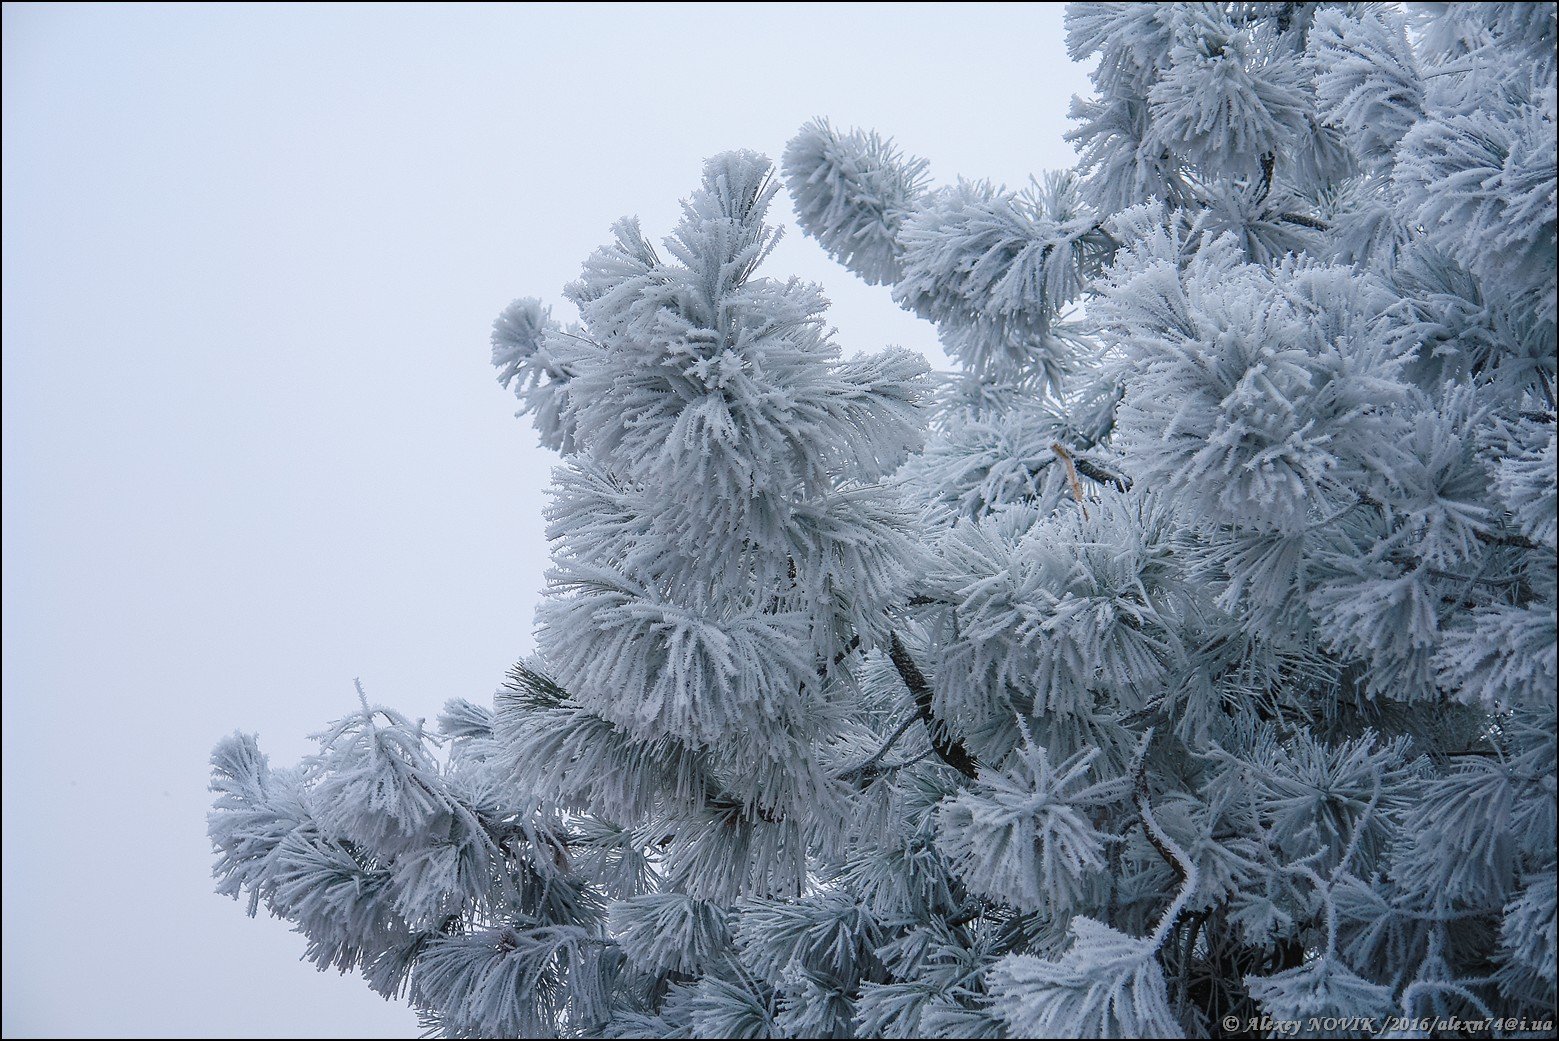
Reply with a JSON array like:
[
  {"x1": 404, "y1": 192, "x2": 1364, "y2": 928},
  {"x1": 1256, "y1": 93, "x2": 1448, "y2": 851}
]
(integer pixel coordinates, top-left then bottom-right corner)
[{"x1": 1, "y1": 3, "x2": 1090, "y2": 1035}]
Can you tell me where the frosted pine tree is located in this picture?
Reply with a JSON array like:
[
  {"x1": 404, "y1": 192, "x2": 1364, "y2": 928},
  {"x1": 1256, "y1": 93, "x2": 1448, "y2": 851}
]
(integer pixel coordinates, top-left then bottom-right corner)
[{"x1": 211, "y1": 4, "x2": 1557, "y2": 1037}]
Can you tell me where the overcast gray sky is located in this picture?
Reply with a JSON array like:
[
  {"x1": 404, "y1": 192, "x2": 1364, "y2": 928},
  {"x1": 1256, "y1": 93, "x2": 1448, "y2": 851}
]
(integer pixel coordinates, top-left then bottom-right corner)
[{"x1": 1, "y1": 3, "x2": 1091, "y2": 1036}]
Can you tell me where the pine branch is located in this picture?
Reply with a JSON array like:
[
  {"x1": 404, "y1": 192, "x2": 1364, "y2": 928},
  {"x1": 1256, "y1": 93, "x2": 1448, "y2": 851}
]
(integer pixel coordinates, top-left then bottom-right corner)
[
  {"x1": 945, "y1": 905, "x2": 988, "y2": 929},
  {"x1": 706, "y1": 791, "x2": 785, "y2": 826},
  {"x1": 505, "y1": 662, "x2": 788, "y2": 826},
  {"x1": 1356, "y1": 491, "x2": 1543, "y2": 552},
  {"x1": 1135, "y1": 775, "x2": 1188, "y2": 887},
  {"x1": 846, "y1": 712, "x2": 922, "y2": 780},
  {"x1": 830, "y1": 633, "x2": 862, "y2": 668},
  {"x1": 1132, "y1": 730, "x2": 1199, "y2": 953},
  {"x1": 1257, "y1": 151, "x2": 1276, "y2": 203},
  {"x1": 1023, "y1": 442, "x2": 1132, "y2": 499},
  {"x1": 1474, "y1": 528, "x2": 1542, "y2": 551},
  {"x1": 886, "y1": 631, "x2": 979, "y2": 780},
  {"x1": 1276, "y1": 212, "x2": 1329, "y2": 231},
  {"x1": 1073, "y1": 454, "x2": 1132, "y2": 492}
]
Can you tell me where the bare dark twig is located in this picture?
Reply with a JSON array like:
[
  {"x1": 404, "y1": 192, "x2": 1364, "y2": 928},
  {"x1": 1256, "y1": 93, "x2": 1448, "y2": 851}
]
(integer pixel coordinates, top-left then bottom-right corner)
[
  {"x1": 1074, "y1": 454, "x2": 1132, "y2": 492},
  {"x1": 886, "y1": 631, "x2": 979, "y2": 780}
]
